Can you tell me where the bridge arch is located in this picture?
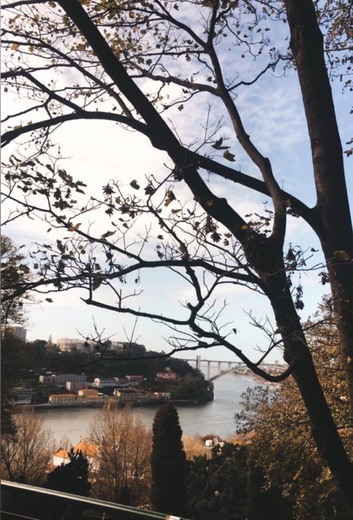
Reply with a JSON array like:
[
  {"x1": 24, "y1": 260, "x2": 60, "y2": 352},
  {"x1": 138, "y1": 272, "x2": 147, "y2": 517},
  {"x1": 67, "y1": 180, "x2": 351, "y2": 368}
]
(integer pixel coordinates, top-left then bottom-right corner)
[
  {"x1": 180, "y1": 356, "x2": 284, "y2": 381},
  {"x1": 181, "y1": 355, "x2": 244, "y2": 380}
]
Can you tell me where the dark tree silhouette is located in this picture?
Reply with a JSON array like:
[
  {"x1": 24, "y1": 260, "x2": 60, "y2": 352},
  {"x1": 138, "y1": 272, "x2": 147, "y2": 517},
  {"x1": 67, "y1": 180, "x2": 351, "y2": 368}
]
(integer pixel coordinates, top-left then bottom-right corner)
[
  {"x1": 151, "y1": 402, "x2": 188, "y2": 517},
  {"x1": 1, "y1": 333, "x2": 22, "y2": 435},
  {"x1": 46, "y1": 449, "x2": 91, "y2": 497},
  {"x1": 186, "y1": 443, "x2": 248, "y2": 520}
]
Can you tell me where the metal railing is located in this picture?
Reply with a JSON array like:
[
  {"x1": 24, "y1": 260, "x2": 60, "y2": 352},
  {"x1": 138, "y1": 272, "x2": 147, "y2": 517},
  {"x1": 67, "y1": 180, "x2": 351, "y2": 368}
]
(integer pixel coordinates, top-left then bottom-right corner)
[{"x1": 1, "y1": 480, "x2": 189, "y2": 520}]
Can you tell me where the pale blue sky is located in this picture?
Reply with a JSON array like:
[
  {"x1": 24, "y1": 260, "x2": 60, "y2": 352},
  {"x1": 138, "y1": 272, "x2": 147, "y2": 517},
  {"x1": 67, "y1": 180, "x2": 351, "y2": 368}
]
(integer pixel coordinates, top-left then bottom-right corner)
[{"x1": 2, "y1": 6, "x2": 352, "y2": 364}]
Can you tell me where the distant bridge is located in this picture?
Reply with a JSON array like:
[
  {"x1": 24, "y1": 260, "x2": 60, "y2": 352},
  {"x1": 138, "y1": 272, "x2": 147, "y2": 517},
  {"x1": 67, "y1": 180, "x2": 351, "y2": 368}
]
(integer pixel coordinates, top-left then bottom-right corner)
[{"x1": 181, "y1": 355, "x2": 284, "y2": 380}]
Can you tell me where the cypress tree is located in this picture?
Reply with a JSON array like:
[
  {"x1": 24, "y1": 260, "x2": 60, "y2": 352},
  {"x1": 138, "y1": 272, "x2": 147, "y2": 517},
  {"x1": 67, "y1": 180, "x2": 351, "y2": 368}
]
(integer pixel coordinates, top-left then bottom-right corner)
[{"x1": 151, "y1": 402, "x2": 187, "y2": 517}]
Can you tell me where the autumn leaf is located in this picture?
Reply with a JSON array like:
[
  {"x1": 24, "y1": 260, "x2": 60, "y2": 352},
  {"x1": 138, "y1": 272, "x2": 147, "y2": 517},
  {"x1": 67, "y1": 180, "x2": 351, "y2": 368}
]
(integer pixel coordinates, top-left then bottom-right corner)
[
  {"x1": 211, "y1": 231, "x2": 221, "y2": 242},
  {"x1": 223, "y1": 150, "x2": 236, "y2": 161},
  {"x1": 92, "y1": 275, "x2": 103, "y2": 291},
  {"x1": 67, "y1": 223, "x2": 81, "y2": 232},
  {"x1": 130, "y1": 179, "x2": 140, "y2": 190},
  {"x1": 212, "y1": 137, "x2": 230, "y2": 150},
  {"x1": 101, "y1": 230, "x2": 116, "y2": 238},
  {"x1": 165, "y1": 190, "x2": 176, "y2": 206}
]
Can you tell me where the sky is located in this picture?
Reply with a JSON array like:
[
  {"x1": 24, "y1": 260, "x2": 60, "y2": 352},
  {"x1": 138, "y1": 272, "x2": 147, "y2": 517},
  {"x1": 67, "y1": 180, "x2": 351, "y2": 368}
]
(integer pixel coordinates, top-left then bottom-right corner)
[{"x1": 2, "y1": 3, "x2": 352, "y2": 364}]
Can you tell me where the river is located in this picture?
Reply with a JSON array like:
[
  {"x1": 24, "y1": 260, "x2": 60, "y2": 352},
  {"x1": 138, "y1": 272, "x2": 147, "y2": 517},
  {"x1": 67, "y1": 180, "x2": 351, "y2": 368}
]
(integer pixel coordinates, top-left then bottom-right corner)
[{"x1": 35, "y1": 373, "x2": 262, "y2": 446}]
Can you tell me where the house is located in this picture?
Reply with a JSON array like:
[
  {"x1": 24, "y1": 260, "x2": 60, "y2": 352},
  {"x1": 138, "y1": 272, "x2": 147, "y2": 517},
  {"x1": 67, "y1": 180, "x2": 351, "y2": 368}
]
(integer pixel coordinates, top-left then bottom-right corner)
[
  {"x1": 55, "y1": 374, "x2": 87, "y2": 384},
  {"x1": 39, "y1": 374, "x2": 56, "y2": 385},
  {"x1": 66, "y1": 381, "x2": 90, "y2": 392},
  {"x1": 48, "y1": 393, "x2": 78, "y2": 405},
  {"x1": 115, "y1": 388, "x2": 139, "y2": 404},
  {"x1": 56, "y1": 338, "x2": 85, "y2": 352},
  {"x1": 202, "y1": 435, "x2": 225, "y2": 449},
  {"x1": 40, "y1": 373, "x2": 87, "y2": 386},
  {"x1": 91, "y1": 377, "x2": 120, "y2": 388},
  {"x1": 78, "y1": 388, "x2": 100, "y2": 399},
  {"x1": 52, "y1": 440, "x2": 98, "y2": 470},
  {"x1": 53, "y1": 448, "x2": 70, "y2": 467}
]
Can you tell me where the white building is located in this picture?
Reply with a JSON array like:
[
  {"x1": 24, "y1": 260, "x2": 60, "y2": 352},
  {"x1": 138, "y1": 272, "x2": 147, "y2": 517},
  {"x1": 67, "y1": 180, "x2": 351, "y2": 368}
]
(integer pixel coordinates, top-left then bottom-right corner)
[
  {"x1": 54, "y1": 374, "x2": 87, "y2": 384},
  {"x1": 56, "y1": 338, "x2": 85, "y2": 352},
  {"x1": 52, "y1": 440, "x2": 98, "y2": 470},
  {"x1": 39, "y1": 373, "x2": 87, "y2": 386},
  {"x1": 91, "y1": 377, "x2": 120, "y2": 388},
  {"x1": 2, "y1": 324, "x2": 27, "y2": 341},
  {"x1": 66, "y1": 381, "x2": 90, "y2": 392},
  {"x1": 56, "y1": 338, "x2": 124, "y2": 353}
]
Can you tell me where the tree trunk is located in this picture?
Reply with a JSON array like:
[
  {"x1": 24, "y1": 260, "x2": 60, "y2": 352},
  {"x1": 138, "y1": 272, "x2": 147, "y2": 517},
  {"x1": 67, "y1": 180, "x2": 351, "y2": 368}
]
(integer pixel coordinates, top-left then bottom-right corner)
[
  {"x1": 284, "y1": 0, "x2": 353, "y2": 418},
  {"x1": 263, "y1": 260, "x2": 353, "y2": 503}
]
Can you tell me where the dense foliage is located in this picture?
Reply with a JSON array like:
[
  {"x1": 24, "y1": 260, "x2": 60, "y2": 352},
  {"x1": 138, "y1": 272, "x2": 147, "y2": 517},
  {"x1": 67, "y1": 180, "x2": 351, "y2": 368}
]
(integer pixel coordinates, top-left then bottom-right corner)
[
  {"x1": 1, "y1": 236, "x2": 32, "y2": 326},
  {"x1": 186, "y1": 442, "x2": 291, "y2": 520},
  {"x1": 186, "y1": 442, "x2": 249, "y2": 520},
  {"x1": 236, "y1": 300, "x2": 353, "y2": 518}
]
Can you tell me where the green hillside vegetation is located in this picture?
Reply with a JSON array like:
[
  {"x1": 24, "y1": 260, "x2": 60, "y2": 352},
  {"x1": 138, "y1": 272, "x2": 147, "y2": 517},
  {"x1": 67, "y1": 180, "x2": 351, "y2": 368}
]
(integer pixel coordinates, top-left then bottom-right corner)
[{"x1": 11, "y1": 340, "x2": 212, "y2": 403}]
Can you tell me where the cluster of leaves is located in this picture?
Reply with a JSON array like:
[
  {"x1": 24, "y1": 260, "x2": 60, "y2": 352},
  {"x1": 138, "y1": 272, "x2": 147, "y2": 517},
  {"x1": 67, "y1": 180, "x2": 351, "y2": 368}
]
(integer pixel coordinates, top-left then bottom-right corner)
[
  {"x1": 2, "y1": 0, "x2": 350, "y2": 139},
  {"x1": 1, "y1": 235, "x2": 32, "y2": 325}
]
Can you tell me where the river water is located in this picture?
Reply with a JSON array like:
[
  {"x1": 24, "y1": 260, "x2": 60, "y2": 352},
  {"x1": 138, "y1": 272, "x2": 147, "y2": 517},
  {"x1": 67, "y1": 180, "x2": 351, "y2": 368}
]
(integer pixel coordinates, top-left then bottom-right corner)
[{"x1": 35, "y1": 374, "x2": 261, "y2": 446}]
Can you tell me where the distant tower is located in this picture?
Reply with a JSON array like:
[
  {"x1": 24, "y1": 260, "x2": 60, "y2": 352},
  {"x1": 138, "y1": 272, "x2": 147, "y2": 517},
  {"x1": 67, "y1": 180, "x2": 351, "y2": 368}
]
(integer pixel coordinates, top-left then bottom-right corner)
[{"x1": 46, "y1": 334, "x2": 53, "y2": 350}]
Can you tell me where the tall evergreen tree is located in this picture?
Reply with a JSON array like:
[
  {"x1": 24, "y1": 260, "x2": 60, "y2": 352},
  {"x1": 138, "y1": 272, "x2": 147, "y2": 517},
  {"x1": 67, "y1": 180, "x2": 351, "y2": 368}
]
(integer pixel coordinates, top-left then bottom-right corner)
[{"x1": 151, "y1": 403, "x2": 187, "y2": 517}]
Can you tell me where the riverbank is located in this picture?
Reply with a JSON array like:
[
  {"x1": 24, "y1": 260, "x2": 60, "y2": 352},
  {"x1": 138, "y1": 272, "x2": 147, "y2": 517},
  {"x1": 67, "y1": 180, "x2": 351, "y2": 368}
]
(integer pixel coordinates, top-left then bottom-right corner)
[
  {"x1": 30, "y1": 394, "x2": 213, "y2": 410},
  {"x1": 35, "y1": 373, "x2": 262, "y2": 445}
]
